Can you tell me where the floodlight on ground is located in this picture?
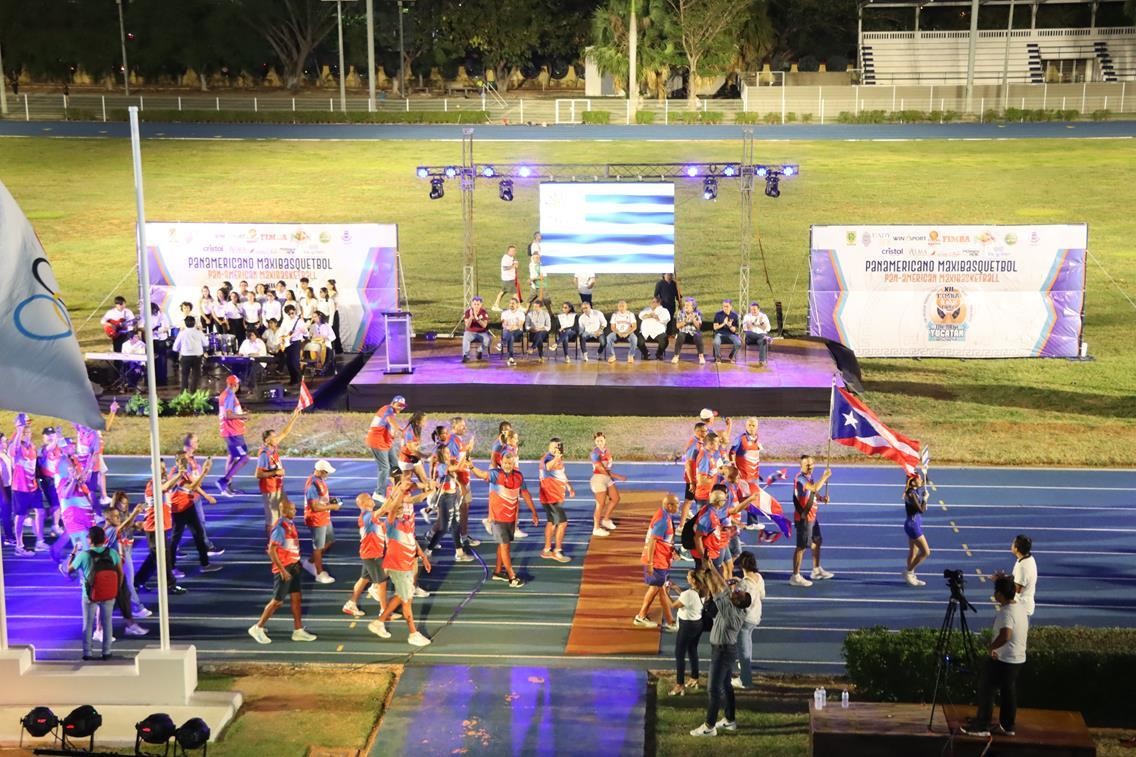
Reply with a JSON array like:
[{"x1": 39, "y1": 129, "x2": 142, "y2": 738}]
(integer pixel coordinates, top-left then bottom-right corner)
[
  {"x1": 62, "y1": 705, "x2": 102, "y2": 751},
  {"x1": 498, "y1": 180, "x2": 514, "y2": 202},
  {"x1": 764, "y1": 175, "x2": 780, "y2": 198},
  {"x1": 136, "y1": 712, "x2": 176, "y2": 752},
  {"x1": 702, "y1": 177, "x2": 718, "y2": 200},
  {"x1": 429, "y1": 178, "x2": 444, "y2": 200},
  {"x1": 19, "y1": 707, "x2": 58, "y2": 747},
  {"x1": 175, "y1": 717, "x2": 211, "y2": 753}
]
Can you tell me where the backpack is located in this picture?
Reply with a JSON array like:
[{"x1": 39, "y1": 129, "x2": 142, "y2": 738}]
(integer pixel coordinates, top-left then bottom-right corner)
[
  {"x1": 680, "y1": 506, "x2": 710, "y2": 551},
  {"x1": 86, "y1": 548, "x2": 119, "y2": 602}
]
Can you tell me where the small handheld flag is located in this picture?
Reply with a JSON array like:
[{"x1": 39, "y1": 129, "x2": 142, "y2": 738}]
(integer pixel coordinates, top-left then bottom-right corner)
[{"x1": 296, "y1": 380, "x2": 314, "y2": 412}]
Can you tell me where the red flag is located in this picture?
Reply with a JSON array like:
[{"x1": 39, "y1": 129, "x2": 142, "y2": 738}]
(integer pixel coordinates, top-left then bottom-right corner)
[{"x1": 297, "y1": 379, "x2": 314, "y2": 412}]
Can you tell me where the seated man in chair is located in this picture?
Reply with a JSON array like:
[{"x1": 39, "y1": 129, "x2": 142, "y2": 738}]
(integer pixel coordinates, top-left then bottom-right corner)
[
  {"x1": 605, "y1": 300, "x2": 638, "y2": 364},
  {"x1": 741, "y1": 301, "x2": 772, "y2": 367},
  {"x1": 637, "y1": 297, "x2": 670, "y2": 361},
  {"x1": 712, "y1": 299, "x2": 742, "y2": 363},
  {"x1": 500, "y1": 298, "x2": 527, "y2": 367},
  {"x1": 461, "y1": 296, "x2": 492, "y2": 363},
  {"x1": 575, "y1": 301, "x2": 607, "y2": 362}
]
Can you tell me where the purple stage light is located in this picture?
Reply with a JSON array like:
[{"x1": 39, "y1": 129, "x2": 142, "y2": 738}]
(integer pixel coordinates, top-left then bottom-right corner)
[
  {"x1": 722, "y1": 165, "x2": 737, "y2": 177},
  {"x1": 755, "y1": 166, "x2": 769, "y2": 178},
  {"x1": 684, "y1": 165, "x2": 698, "y2": 177}
]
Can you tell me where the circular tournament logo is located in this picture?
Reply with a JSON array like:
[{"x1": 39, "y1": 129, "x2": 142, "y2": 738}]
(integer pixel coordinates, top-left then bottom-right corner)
[
  {"x1": 319, "y1": 231, "x2": 332, "y2": 244},
  {"x1": 924, "y1": 287, "x2": 970, "y2": 343}
]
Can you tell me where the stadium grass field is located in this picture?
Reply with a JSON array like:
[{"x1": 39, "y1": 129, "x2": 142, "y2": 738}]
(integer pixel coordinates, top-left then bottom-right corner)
[{"x1": 0, "y1": 135, "x2": 1133, "y2": 465}]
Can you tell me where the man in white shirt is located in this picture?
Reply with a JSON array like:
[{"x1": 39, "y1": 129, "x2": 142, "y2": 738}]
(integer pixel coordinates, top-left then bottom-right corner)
[
  {"x1": 492, "y1": 245, "x2": 519, "y2": 312},
  {"x1": 637, "y1": 297, "x2": 670, "y2": 360},
  {"x1": 149, "y1": 303, "x2": 172, "y2": 385},
  {"x1": 239, "y1": 331, "x2": 269, "y2": 387},
  {"x1": 574, "y1": 271, "x2": 596, "y2": 305},
  {"x1": 101, "y1": 296, "x2": 135, "y2": 352},
  {"x1": 961, "y1": 574, "x2": 1029, "y2": 737},
  {"x1": 741, "y1": 301, "x2": 772, "y2": 366},
  {"x1": 261, "y1": 318, "x2": 284, "y2": 374},
  {"x1": 575, "y1": 301, "x2": 607, "y2": 362},
  {"x1": 305, "y1": 312, "x2": 336, "y2": 373},
  {"x1": 121, "y1": 329, "x2": 148, "y2": 388},
  {"x1": 527, "y1": 231, "x2": 541, "y2": 257},
  {"x1": 605, "y1": 300, "x2": 638, "y2": 363},
  {"x1": 280, "y1": 304, "x2": 308, "y2": 385},
  {"x1": 1011, "y1": 534, "x2": 1037, "y2": 617},
  {"x1": 500, "y1": 299, "x2": 527, "y2": 366},
  {"x1": 172, "y1": 316, "x2": 209, "y2": 392},
  {"x1": 261, "y1": 295, "x2": 282, "y2": 326}
]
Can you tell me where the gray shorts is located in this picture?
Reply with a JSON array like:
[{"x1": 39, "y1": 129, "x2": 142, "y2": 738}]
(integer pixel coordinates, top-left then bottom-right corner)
[
  {"x1": 492, "y1": 520, "x2": 515, "y2": 545},
  {"x1": 312, "y1": 522, "x2": 335, "y2": 550},
  {"x1": 543, "y1": 503, "x2": 567, "y2": 525},
  {"x1": 387, "y1": 568, "x2": 415, "y2": 602},
  {"x1": 360, "y1": 558, "x2": 387, "y2": 584},
  {"x1": 272, "y1": 563, "x2": 303, "y2": 601}
]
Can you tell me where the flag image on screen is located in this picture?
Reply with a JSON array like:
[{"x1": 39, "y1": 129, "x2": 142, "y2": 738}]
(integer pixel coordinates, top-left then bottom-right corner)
[{"x1": 539, "y1": 183, "x2": 675, "y2": 274}]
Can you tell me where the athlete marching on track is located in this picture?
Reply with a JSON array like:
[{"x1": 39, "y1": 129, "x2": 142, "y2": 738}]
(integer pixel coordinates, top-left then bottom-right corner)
[
  {"x1": 538, "y1": 437, "x2": 574, "y2": 563},
  {"x1": 903, "y1": 471, "x2": 931, "y2": 586},
  {"x1": 590, "y1": 432, "x2": 626, "y2": 537},
  {"x1": 215, "y1": 375, "x2": 250, "y2": 497},
  {"x1": 470, "y1": 452, "x2": 539, "y2": 588}
]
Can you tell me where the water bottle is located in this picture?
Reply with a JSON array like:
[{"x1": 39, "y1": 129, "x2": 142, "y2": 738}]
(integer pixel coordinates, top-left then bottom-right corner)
[
  {"x1": 813, "y1": 688, "x2": 823, "y2": 709},
  {"x1": 820, "y1": 688, "x2": 828, "y2": 708},
  {"x1": 841, "y1": 689, "x2": 850, "y2": 708}
]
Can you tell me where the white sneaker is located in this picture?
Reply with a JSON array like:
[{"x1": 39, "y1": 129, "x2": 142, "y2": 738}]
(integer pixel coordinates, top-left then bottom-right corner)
[
  {"x1": 730, "y1": 677, "x2": 745, "y2": 689},
  {"x1": 513, "y1": 527, "x2": 528, "y2": 539},
  {"x1": 315, "y1": 571, "x2": 335, "y2": 584},
  {"x1": 133, "y1": 607, "x2": 153, "y2": 618},
  {"x1": 482, "y1": 517, "x2": 493, "y2": 536},
  {"x1": 367, "y1": 584, "x2": 383, "y2": 604},
  {"x1": 789, "y1": 573, "x2": 813, "y2": 587},
  {"x1": 601, "y1": 519, "x2": 617, "y2": 530},
  {"x1": 92, "y1": 628, "x2": 103, "y2": 643},
  {"x1": 633, "y1": 615, "x2": 658, "y2": 628},
  {"x1": 124, "y1": 623, "x2": 149, "y2": 637},
  {"x1": 810, "y1": 567, "x2": 835, "y2": 580},
  {"x1": 663, "y1": 622, "x2": 679, "y2": 632},
  {"x1": 291, "y1": 628, "x2": 317, "y2": 642},
  {"x1": 248, "y1": 625, "x2": 270, "y2": 645},
  {"x1": 715, "y1": 718, "x2": 737, "y2": 731},
  {"x1": 301, "y1": 559, "x2": 318, "y2": 578},
  {"x1": 455, "y1": 550, "x2": 475, "y2": 563},
  {"x1": 408, "y1": 631, "x2": 432, "y2": 647},
  {"x1": 342, "y1": 600, "x2": 365, "y2": 617},
  {"x1": 904, "y1": 571, "x2": 922, "y2": 587},
  {"x1": 368, "y1": 620, "x2": 391, "y2": 638},
  {"x1": 552, "y1": 551, "x2": 571, "y2": 563},
  {"x1": 413, "y1": 586, "x2": 430, "y2": 598},
  {"x1": 591, "y1": 527, "x2": 610, "y2": 537},
  {"x1": 689, "y1": 724, "x2": 717, "y2": 737}
]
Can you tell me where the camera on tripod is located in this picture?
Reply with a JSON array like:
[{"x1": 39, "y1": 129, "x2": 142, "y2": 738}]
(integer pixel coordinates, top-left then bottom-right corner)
[{"x1": 927, "y1": 567, "x2": 981, "y2": 732}]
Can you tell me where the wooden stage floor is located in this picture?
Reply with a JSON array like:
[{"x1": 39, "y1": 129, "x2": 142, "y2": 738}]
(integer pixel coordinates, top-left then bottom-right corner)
[{"x1": 347, "y1": 337, "x2": 839, "y2": 416}]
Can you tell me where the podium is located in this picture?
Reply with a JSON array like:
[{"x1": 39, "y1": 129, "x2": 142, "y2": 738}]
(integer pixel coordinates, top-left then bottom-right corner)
[{"x1": 383, "y1": 311, "x2": 414, "y2": 375}]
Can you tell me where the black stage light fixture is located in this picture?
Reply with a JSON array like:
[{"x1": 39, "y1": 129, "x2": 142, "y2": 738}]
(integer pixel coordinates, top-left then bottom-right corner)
[
  {"x1": 764, "y1": 174, "x2": 780, "y2": 198},
  {"x1": 62, "y1": 704, "x2": 102, "y2": 751},
  {"x1": 702, "y1": 177, "x2": 718, "y2": 200},
  {"x1": 498, "y1": 179, "x2": 514, "y2": 202},
  {"x1": 19, "y1": 706, "x2": 58, "y2": 747},
  {"x1": 175, "y1": 717, "x2": 212, "y2": 754},
  {"x1": 429, "y1": 177, "x2": 445, "y2": 200},
  {"x1": 136, "y1": 712, "x2": 177, "y2": 752}
]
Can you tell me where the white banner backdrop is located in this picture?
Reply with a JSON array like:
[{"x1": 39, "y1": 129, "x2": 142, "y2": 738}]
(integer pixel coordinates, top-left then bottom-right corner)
[
  {"x1": 808, "y1": 225, "x2": 1087, "y2": 358},
  {"x1": 146, "y1": 222, "x2": 399, "y2": 351}
]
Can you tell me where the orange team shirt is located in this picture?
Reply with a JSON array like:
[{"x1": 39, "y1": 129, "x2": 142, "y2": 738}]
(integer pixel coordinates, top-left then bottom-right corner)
[
  {"x1": 682, "y1": 436, "x2": 701, "y2": 484},
  {"x1": 142, "y1": 481, "x2": 172, "y2": 532},
  {"x1": 591, "y1": 447, "x2": 612, "y2": 475},
  {"x1": 217, "y1": 388, "x2": 246, "y2": 438},
  {"x1": 694, "y1": 448, "x2": 723, "y2": 501},
  {"x1": 733, "y1": 433, "x2": 762, "y2": 481},
  {"x1": 538, "y1": 453, "x2": 569, "y2": 505},
  {"x1": 640, "y1": 506, "x2": 675, "y2": 570},
  {"x1": 365, "y1": 405, "x2": 398, "y2": 450},
  {"x1": 794, "y1": 472, "x2": 818, "y2": 522},
  {"x1": 382, "y1": 512, "x2": 418, "y2": 572},
  {"x1": 169, "y1": 469, "x2": 197, "y2": 513},
  {"x1": 257, "y1": 444, "x2": 283, "y2": 493},
  {"x1": 488, "y1": 469, "x2": 526, "y2": 523},
  {"x1": 269, "y1": 517, "x2": 301, "y2": 574},
  {"x1": 446, "y1": 434, "x2": 470, "y2": 485},
  {"x1": 303, "y1": 475, "x2": 331, "y2": 527},
  {"x1": 358, "y1": 510, "x2": 387, "y2": 560},
  {"x1": 692, "y1": 506, "x2": 722, "y2": 560}
]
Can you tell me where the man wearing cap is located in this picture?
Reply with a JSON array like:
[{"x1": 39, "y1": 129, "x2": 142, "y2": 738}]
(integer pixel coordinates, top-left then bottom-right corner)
[
  {"x1": 302, "y1": 459, "x2": 341, "y2": 584},
  {"x1": 461, "y1": 296, "x2": 492, "y2": 362},
  {"x1": 365, "y1": 396, "x2": 406, "y2": 502},
  {"x1": 215, "y1": 375, "x2": 250, "y2": 497}
]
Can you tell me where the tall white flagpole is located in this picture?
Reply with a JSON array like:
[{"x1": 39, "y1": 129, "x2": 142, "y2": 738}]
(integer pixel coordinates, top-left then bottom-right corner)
[{"x1": 128, "y1": 107, "x2": 171, "y2": 651}]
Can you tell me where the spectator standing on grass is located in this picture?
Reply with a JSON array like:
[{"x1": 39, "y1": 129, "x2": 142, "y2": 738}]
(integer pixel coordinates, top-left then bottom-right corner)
[
  {"x1": 248, "y1": 497, "x2": 318, "y2": 644},
  {"x1": 69, "y1": 525, "x2": 121, "y2": 661},
  {"x1": 1012, "y1": 534, "x2": 1037, "y2": 617},
  {"x1": 668, "y1": 570, "x2": 709, "y2": 696},
  {"x1": 961, "y1": 573, "x2": 1028, "y2": 737},
  {"x1": 527, "y1": 231, "x2": 541, "y2": 257},
  {"x1": 732, "y1": 551, "x2": 765, "y2": 690},
  {"x1": 689, "y1": 567, "x2": 751, "y2": 737}
]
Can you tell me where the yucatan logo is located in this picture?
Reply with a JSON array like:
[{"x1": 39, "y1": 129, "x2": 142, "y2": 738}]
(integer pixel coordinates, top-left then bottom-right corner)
[
  {"x1": 15, "y1": 257, "x2": 74, "y2": 341},
  {"x1": 924, "y1": 286, "x2": 969, "y2": 343}
]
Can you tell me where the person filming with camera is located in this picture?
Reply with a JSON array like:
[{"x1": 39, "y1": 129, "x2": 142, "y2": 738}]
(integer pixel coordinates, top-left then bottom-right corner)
[{"x1": 961, "y1": 573, "x2": 1028, "y2": 738}]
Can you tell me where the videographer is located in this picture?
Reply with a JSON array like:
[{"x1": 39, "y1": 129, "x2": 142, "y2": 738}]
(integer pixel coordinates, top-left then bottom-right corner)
[{"x1": 961, "y1": 573, "x2": 1028, "y2": 738}]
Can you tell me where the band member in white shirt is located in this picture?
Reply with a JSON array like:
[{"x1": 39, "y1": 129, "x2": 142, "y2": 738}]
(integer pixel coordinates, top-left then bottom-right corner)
[
  {"x1": 305, "y1": 312, "x2": 336, "y2": 373},
  {"x1": 121, "y1": 329, "x2": 148, "y2": 388},
  {"x1": 637, "y1": 297, "x2": 671, "y2": 360},
  {"x1": 240, "y1": 292, "x2": 262, "y2": 337},
  {"x1": 148, "y1": 302, "x2": 172, "y2": 385},
  {"x1": 261, "y1": 293, "x2": 282, "y2": 327},
  {"x1": 281, "y1": 304, "x2": 309, "y2": 385},
  {"x1": 238, "y1": 330, "x2": 269, "y2": 387},
  {"x1": 101, "y1": 296, "x2": 134, "y2": 352}
]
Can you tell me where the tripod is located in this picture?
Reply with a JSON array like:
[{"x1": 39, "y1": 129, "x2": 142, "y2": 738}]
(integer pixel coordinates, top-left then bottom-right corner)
[{"x1": 927, "y1": 589, "x2": 980, "y2": 732}]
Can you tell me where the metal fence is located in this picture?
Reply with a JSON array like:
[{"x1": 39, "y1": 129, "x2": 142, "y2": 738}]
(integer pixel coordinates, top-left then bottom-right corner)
[{"x1": 1, "y1": 81, "x2": 1131, "y2": 124}]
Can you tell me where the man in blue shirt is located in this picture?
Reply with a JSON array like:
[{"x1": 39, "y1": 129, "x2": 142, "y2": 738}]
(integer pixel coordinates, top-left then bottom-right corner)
[{"x1": 712, "y1": 300, "x2": 742, "y2": 363}]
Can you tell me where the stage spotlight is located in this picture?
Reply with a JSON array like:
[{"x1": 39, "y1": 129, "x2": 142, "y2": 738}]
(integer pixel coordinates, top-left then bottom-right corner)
[
  {"x1": 755, "y1": 166, "x2": 769, "y2": 178},
  {"x1": 175, "y1": 718, "x2": 211, "y2": 752},
  {"x1": 429, "y1": 178, "x2": 444, "y2": 200},
  {"x1": 444, "y1": 166, "x2": 458, "y2": 178},
  {"x1": 416, "y1": 167, "x2": 429, "y2": 178},
  {"x1": 517, "y1": 166, "x2": 532, "y2": 178},
  {"x1": 684, "y1": 165, "x2": 699, "y2": 177},
  {"x1": 481, "y1": 166, "x2": 496, "y2": 178},
  {"x1": 702, "y1": 177, "x2": 718, "y2": 200},
  {"x1": 782, "y1": 165, "x2": 797, "y2": 177},
  {"x1": 764, "y1": 174, "x2": 781, "y2": 198},
  {"x1": 136, "y1": 713, "x2": 176, "y2": 752},
  {"x1": 62, "y1": 705, "x2": 102, "y2": 751},
  {"x1": 20, "y1": 707, "x2": 57, "y2": 747},
  {"x1": 722, "y1": 165, "x2": 737, "y2": 177},
  {"x1": 498, "y1": 180, "x2": 514, "y2": 202}
]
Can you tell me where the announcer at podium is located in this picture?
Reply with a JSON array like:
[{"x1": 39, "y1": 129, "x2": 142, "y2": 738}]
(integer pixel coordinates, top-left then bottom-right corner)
[{"x1": 461, "y1": 296, "x2": 491, "y2": 363}]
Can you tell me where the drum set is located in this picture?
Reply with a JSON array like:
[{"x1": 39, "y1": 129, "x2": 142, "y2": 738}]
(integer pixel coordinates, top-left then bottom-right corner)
[{"x1": 207, "y1": 333, "x2": 237, "y2": 356}]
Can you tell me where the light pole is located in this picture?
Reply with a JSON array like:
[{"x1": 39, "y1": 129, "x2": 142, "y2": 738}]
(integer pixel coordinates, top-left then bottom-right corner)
[
  {"x1": 397, "y1": 0, "x2": 406, "y2": 98},
  {"x1": 628, "y1": 0, "x2": 638, "y2": 116},
  {"x1": 1000, "y1": 0, "x2": 1017, "y2": 113},
  {"x1": 963, "y1": 0, "x2": 980, "y2": 114},
  {"x1": 116, "y1": 0, "x2": 129, "y2": 95},
  {"x1": 366, "y1": 0, "x2": 376, "y2": 111},
  {"x1": 323, "y1": 0, "x2": 350, "y2": 112}
]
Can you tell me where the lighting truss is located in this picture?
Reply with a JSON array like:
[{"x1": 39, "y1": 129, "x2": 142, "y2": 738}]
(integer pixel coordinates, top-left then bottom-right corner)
[{"x1": 415, "y1": 162, "x2": 799, "y2": 182}]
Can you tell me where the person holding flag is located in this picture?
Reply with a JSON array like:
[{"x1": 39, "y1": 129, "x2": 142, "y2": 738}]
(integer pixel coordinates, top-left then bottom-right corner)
[
  {"x1": 903, "y1": 471, "x2": 931, "y2": 586},
  {"x1": 255, "y1": 408, "x2": 302, "y2": 533},
  {"x1": 789, "y1": 454, "x2": 833, "y2": 588}
]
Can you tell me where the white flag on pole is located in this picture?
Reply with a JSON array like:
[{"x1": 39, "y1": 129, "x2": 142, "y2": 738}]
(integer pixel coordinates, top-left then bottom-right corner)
[{"x1": 0, "y1": 180, "x2": 105, "y2": 429}]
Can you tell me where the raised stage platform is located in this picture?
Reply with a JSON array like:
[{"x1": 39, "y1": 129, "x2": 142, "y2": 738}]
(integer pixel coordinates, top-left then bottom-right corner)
[
  {"x1": 811, "y1": 702, "x2": 1095, "y2": 757},
  {"x1": 347, "y1": 337, "x2": 839, "y2": 416}
]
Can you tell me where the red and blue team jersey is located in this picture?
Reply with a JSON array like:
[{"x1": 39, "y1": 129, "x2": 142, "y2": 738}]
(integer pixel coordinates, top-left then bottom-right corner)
[
  {"x1": 257, "y1": 444, "x2": 283, "y2": 493},
  {"x1": 488, "y1": 468, "x2": 526, "y2": 523},
  {"x1": 75, "y1": 428, "x2": 102, "y2": 470},
  {"x1": 398, "y1": 425, "x2": 421, "y2": 464},
  {"x1": 590, "y1": 447, "x2": 612, "y2": 475},
  {"x1": 733, "y1": 433, "x2": 762, "y2": 481},
  {"x1": 55, "y1": 455, "x2": 90, "y2": 502},
  {"x1": 382, "y1": 512, "x2": 418, "y2": 571},
  {"x1": 446, "y1": 434, "x2": 470, "y2": 485},
  {"x1": 539, "y1": 453, "x2": 569, "y2": 504},
  {"x1": 692, "y1": 506, "x2": 722, "y2": 559},
  {"x1": 365, "y1": 405, "x2": 398, "y2": 450},
  {"x1": 490, "y1": 439, "x2": 507, "y2": 469},
  {"x1": 217, "y1": 389, "x2": 246, "y2": 438},
  {"x1": 682, "y1": 436, "x2": 701, "y2": 484},
  {"x1": 694, "y1": 448, "x2": 723, "y2": 500},
  {"x1": 794, "y1": 472, "x2": 818, "y2": 522},
  {"x1": 433, "y1": 458, "x2": 458, "y2": 494},
  {"x1": 143, "y1": 483, "x2": 172, "y2": 532},
  {"x1": 269, "y1": 517, "x2": 301, "y2": 574},
  {"x1": 304, "y1": 475, "x2": 331, "y2": 527},
  {"x1": 11, "y1": 442, "x2": 39, "y2": 493},
  {"x1": 640, "y1": 506, "x2": 675, "y2": 569},
  {"x1": 38, "y1": 445, "x2": 62, "y2": 479},
  {"x1": 358, "y1": 510, "x2": 387, "y2": 559}
]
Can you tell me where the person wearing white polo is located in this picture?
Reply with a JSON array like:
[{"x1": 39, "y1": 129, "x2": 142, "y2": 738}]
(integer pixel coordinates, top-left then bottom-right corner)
[
  {"x1": 606, "y1": 300, "x2": 639, "y2": 363},
  {"x1": 492, "y1": 245, "x2": 519, "y2": 312}
]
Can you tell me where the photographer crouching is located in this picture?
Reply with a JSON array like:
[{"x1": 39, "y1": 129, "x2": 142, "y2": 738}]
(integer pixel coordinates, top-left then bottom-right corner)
[{"x1": 961, "y1": 573, "x2": 1028, "y2": 738}]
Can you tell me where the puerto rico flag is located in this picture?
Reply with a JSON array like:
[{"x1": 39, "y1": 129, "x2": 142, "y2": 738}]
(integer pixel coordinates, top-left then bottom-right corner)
[
  {"x1": 830, "y1": 386, "x2": 922, "y2": 474},
  {"x1": 296, "y1": 379, "x2": 314, "y2": 412},
  {"x1": 745, "y1": 469, "x2": 792, "y2": 542}
]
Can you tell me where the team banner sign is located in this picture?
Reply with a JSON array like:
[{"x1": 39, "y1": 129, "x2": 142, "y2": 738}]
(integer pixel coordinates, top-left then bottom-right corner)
[
  {"x1": 146, "y1": 222, "x2": 399, "y2": 351},
  {"x1": 808, "y1": 224, "x2": 1087, "y2": 358}
]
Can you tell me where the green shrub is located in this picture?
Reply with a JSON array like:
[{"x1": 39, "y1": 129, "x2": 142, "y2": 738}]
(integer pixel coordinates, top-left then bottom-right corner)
[
  {"x1": 701, "y1": 110, "x2": 723, "y2": 124},
  {"x1": 1059, "y1": 109, "x2": 1081, "y2": 121},
  {"x1": 635, "y1": 110, "x2": 656, "y2": 125},
  {"x1": 763, "y1": 111, "x2": 782, "y2": 124},
  {"x1": 124, "y1": 392, "x2": 163, "y2": 418},
  {"x1": 837, "y1": 110, "x2": 887, "y2": 124},
  {"x1": 892, "y1": 110, "x2": 928, "y2": 123},
  {"x1": 938, "y1": 110, "x2": 959, "y2": 123},
  {"x1": 1091, "y1": 109, "x2": 1112, "y2": 121},
  {"x1": 1005, "y1": 107, "x2": 1026, "y2": 122},
  {"x1": 71, "y1": 109, "x2": 491, "y2": 125},
  {"x1": 581, "y1": 110, "x2": 611, "y2": 124},
  {"x1": 785, "y1": 111, "x2": 797, "y2": 123},
  {"x1": 799, "y1": 112, "x2": 814, "y2": 123},
  {"x1": 166, "y1": 389, "x2": 215, "y2": 416},
  {"x1": 668, "y1": 110, "x2": 723, "y2": 124},
  {"x1": 843, "y1": 625, "x2": 1136, "y2": 726},
  {"x1": 982, "y1": 108, "x2": 1001, "y2": 123},
  {"x1": 734, "y1": 112, "x2": 760, "y2": 124}
]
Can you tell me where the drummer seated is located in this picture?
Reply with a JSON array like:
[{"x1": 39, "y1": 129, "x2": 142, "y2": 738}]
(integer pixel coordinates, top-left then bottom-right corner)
[
  {"x1": 261, "y1": 318, "x2": 285, "y2": 374},
  {"x1": 304, "y1": 312, "x2": 336, "y2": 374},
  {"x1": 121, "y1": 329, "x2": 148, "y2": 387}
]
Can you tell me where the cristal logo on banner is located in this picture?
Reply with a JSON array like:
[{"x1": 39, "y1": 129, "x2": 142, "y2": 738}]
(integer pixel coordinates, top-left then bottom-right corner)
[{"x1": 14, "y1": 257, "x2": 73, "y2": 341}]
